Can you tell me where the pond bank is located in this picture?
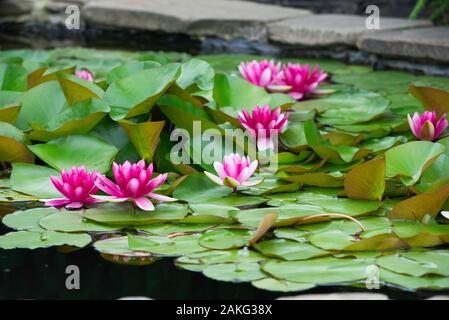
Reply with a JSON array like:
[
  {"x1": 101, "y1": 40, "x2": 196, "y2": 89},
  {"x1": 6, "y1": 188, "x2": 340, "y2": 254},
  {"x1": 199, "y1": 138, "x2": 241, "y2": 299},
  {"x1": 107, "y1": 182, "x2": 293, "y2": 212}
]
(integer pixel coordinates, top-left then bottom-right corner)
[{"x1": 1, "y1": 0, "x2": 449, "y2": 76}]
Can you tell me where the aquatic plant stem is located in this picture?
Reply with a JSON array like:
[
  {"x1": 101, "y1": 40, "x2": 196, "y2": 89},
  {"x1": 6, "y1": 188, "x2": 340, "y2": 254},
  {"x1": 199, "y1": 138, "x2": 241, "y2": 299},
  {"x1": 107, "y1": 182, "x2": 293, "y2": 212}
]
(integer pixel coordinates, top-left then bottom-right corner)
[{"x1": 300, "y1": 213, "x2": 366, "y2": 232}]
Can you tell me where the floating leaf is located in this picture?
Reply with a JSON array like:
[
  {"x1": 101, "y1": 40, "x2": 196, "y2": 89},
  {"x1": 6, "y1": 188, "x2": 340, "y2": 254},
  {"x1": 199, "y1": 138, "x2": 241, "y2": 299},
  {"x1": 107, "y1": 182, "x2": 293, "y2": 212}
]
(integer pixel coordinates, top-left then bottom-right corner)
[
  {"x1": 2, "y1": 207, "x2": 57, "y2": 231},
  {"x1": 0, "y1": 122, "x2": 33, "y2": 163},
  {"x1": 199, "y1": 229, "x2": 252, "y2": 250},
  {"x1": 344, "y1": 234, "x2": 408, "y2": 251},
  {"x1": 254, "y1": 239, "x2": 326, "y2": 261},
  {"x1": 173, "y1": 173, "x2": 232, "y2": 203},
  {"x1": 263, "y1": 257, "x2": 373, "y2": 284},
  {"x1": 344, "y1": 158, "x2": 385, "y2": 200},
  {"x1": 389, "y1": 184, "x2": 449, "y2": 220},
  {"x1": 10, "y1": 163, "x2": 60, "y2": 198},
  {"x1": 385, "y1": 141, "x2": 445, "y2": 186},
  {"x1": 409, "y1": 85, "x2": 449, "y2": 117},
  {"x1": 118, "y1": 120, "x2": 165, "y2": 163},
  {"x1": 203, "y1": 262, "x2": 266, "y2": 282},
  {"x1": 105, "y1": 63, "x2": 181, "y2": 120},
  {"x1": 84, "y1": 203, "x2": 189, "y2": 226},
  {"x1": 249, "y1": 213, "x2": 278, "y2": 244},
  {"x1": 0, "y1": 230, "x2": 91, "y2": 249},
  {"x1": 39, "y1": 211, "x2": 120, "y2": 232},
  {"x1": 309, "y1": 229, "x2": 355, "y2": 251},
  {"x1": 28, "y1": 134, "x2": 118, "y2": 173},
  {"x1": 252, "y1": 278, "x2": 315, "y2": 292},
  {"x1": 128, "y1": 234, "x2": 207, "y2": 256},
  {"x1": 176, "y1": 249, "x2": 266, "y2": 265}
]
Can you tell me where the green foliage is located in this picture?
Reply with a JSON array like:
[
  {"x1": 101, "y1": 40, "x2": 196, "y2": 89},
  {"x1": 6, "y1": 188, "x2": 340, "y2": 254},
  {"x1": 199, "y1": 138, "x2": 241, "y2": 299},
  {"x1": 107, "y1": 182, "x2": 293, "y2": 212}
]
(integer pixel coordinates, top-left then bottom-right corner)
[{"x1": 410, "y1": 0, "x2": 449, "y2": 24}]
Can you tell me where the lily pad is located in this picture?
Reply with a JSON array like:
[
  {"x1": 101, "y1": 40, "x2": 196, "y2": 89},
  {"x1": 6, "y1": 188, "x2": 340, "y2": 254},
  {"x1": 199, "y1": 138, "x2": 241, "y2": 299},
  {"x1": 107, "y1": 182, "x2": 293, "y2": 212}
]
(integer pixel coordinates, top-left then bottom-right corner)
[
  {"x1": 262, "y1": 257, "x2": 373, "y2": 284},
  {"x1": 28, "y1": 134, "x2": 118, "y2": 173},
  {"x1": 203, "y1": 262, "x2": 266, "y2": 283},
  {"x1": 39, "y1": 211, "x2": 120, "y2": 232},
  {"x1": 199, "y1": 229, "x2": 253, "y2": 250},
  {"x1": 252, "y1": 278, "x2": 315, "y2": 292},
  {"x1": 128, "y1": 234, "x2": 207, "y2": 256},
  {"x1": 84, "y1": 203, "x2": 189, "y2": 226},
  {"x1": 385, "y1": 141, "x2": 445, "y2": 186},
  {"x1": 254, "y1": 239, "x2": 327, "y2": 260},
  {"x1": 0, "y1": 230, "x2": 91, "y2": 249}
]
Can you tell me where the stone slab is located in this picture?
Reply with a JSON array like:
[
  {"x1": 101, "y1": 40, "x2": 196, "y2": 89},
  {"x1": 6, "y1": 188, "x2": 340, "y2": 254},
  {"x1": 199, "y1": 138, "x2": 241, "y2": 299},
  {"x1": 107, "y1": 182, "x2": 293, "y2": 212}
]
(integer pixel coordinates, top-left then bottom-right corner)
[
  {"x1": 268, "y1": 14, "x2": 432, "y2": 47},
  {"x1": 358, "y1": 27, "x2": 449, "y2": 63},
  {"x1": 82, "y1": 0, "x2": 310, "y2": 41}
]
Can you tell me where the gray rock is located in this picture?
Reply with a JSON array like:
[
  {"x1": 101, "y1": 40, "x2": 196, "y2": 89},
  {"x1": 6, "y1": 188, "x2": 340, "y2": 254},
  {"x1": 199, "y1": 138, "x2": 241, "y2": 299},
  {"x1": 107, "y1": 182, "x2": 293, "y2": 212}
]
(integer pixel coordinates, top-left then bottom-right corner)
[
  {"x1": 0, "y1": 0, "x2": 35, "y2": 16},
  {"x1": 278, "y1": 293, "x2": 389, "y2": 300},
  {"x1": 358, "y1": 27, "x2": 449, "y2": 63},
  {"x1": 268, "y1": 14, "x2": 431, "y2": 47},
  {"x1": 82, "y1": 0, "x2": 310, "y2": 41}
]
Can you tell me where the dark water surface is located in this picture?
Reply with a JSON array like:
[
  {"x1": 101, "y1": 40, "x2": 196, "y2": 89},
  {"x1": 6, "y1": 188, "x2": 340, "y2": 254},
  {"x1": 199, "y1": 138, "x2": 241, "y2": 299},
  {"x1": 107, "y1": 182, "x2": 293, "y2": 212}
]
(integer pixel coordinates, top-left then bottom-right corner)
[{"x1": 0, "y1": 224, "x2": 447, "y2": 300}]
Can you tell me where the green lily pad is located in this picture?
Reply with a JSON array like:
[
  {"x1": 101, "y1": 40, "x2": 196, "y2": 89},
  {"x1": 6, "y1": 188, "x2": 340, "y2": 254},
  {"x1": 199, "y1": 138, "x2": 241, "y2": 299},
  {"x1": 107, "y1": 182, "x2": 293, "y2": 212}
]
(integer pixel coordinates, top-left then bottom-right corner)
[
  {"x1": 83, "y1": 203, "x2": 189, "y2": 226},
  {"x1": 39, "y1": 211, "x2": 120, "y2": 232},
  {"x1": 199, "y1": 229, "x2": 253, "y2": 250},
  {"x1": 10, "y1": 163, "x2": 60, "y2": 198},
  {"x1": 262, "y1": 256, "x2": 373, "y2": 284},
  {"x1": 0, "y1": 230, "x2": 91, "y2": 249},
  {"x1": 105, "y1": 63, "x2": 181, "y2": 120},
  {"x1": 2, "y1": 207, "x2": 57, "y2": 231},
  {"x1": 203, "y1": 262, "x2": 266, "y2": 283},
  {"x1": 254, "y1": 239, "x2": 327, "y2": 260},
  {"x1": 173, "y1": 173, "x2": 232, "y2": 203},
  {"x1": 309, "y1": 229, "x2": 355, "y2": 251},
  {"x1": 28, "y1": 134, "x2": 118, "y2": 173},
  {"x1": 385, "y1": 141, "x2": 445, "y2": 186},
  {"x1": 252, "y1": 278, "x2": 315, "y2": 292},
  {"x1": 176, "y1": 249, "x2": 266, "y2": 265},
  {"x1": 128, "y1": 234, "x2": 207, "y2": 256},
  {"x1": 137, "y1": 223, "x2": 213, "y2": 235},
  {"x1": 0, "y1": 122, "x2": 33, "y2": 163}
]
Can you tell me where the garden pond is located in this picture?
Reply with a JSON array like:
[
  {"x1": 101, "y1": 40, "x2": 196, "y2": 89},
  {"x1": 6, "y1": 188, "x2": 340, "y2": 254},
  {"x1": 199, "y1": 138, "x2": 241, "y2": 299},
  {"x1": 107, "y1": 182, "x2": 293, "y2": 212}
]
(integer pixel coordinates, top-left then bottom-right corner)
[{"x1": 1, "y1": 47, "x2": 449, "y2": 299}]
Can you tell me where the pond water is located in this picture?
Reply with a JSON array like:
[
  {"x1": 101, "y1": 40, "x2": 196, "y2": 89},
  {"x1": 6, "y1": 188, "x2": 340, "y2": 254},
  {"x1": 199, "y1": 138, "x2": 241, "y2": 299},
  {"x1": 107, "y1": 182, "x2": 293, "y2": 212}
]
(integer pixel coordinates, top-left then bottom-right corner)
[
  {"x1": 0, "y1": 224, "x2": 443, "y2": 300},
  {"x1": 2, "y1": 24, "x2": 449, "y2": 300}
]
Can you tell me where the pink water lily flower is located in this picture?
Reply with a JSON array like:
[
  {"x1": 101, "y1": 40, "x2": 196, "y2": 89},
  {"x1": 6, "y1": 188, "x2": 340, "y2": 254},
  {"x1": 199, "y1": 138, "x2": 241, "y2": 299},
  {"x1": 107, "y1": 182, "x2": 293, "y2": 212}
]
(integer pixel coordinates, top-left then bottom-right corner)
[
  {"x1": 93, "y1": 160, "x2": 176, "y2": 211},
  {"x1": 239, "y1": 60, "x2": 281, "y2": 88},
  {"x1": 408, "y1": 111, "x2": 448, "y2": 141},
  {"x1": 205, "y1": 154, "x2": 263, "y2": 189},
  {"x1": 43, "y1": 166, "x2": 100, "y2": 209},
  {"x1": 75, "y1": 69, "x2": 94, "y2": 82},
  {"x1": 278, "y1": 63, "x2": 327, "y2": 100},
  {"x1": 238, "y1": 105, "x2": 288, "y2": 150}
]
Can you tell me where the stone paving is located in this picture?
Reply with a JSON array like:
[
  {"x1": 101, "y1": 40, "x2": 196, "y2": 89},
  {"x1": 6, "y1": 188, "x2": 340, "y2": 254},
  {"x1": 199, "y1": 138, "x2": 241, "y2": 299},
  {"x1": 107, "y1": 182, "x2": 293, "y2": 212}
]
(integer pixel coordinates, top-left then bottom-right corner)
[
  {"x1": 268, "y1": 14, "x2": 432, "y2": 47},
  {"x1": 83, "y1": 0, "x2": 310, "y2": 41},
  {"x1": 358, "y1": 27, "x2": 449, "y2": 63}
]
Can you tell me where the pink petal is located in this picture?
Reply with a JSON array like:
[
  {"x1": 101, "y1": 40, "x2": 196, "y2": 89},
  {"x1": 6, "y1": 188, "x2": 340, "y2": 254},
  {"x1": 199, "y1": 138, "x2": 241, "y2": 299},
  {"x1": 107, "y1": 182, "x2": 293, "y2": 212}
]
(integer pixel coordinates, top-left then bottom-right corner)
[
  {"x1": 213, "y1": 162, "x2": 226, "y2": 180},
  {"x1": 66, "y1": 201, "x2": 84, "y2": 209},
  {"x1": 134, "y1": 197, "x2": 155, "y2": 211},
  {"x1": 126, "y1": 178, "x2": 141, "y2": 197},
  {"x1": 91, "y1": 195, "x2": 129, "y2": 202},
  {"x1": 147, "y1": 193, "x2": 177, "y2": 202},
  {"x1": 44, "y1": 198, "x2": 71, "y2": 207},
  {"x1": 204, "y1": 171, "x2": 224, "y2": 186}
]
